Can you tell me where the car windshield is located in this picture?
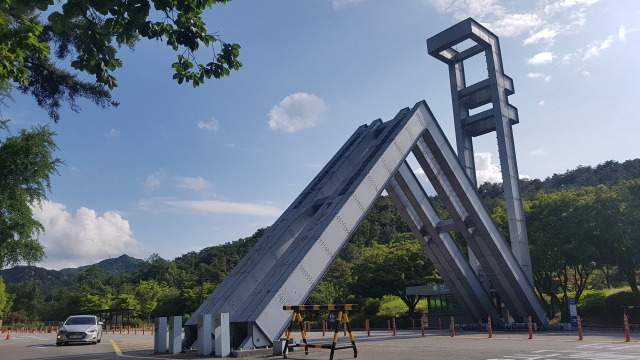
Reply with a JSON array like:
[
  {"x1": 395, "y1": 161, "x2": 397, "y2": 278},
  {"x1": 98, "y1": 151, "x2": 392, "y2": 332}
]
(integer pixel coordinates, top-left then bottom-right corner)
[{"x1": 65, "y1": 316, "x2": 96, "y2": 325}]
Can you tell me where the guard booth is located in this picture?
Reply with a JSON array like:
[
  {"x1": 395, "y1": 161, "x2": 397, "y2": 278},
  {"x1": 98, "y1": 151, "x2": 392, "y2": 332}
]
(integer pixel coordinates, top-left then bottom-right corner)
[{"x1": 406, "y1": 284, "x2": 463, "y2": 326}]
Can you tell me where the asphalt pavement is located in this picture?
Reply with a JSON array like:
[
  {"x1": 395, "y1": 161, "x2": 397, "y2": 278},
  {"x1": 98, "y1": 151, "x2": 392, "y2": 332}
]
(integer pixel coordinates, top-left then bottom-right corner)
[{"x1": 1, "y1": 327, "x2": 639, "y2": 359}]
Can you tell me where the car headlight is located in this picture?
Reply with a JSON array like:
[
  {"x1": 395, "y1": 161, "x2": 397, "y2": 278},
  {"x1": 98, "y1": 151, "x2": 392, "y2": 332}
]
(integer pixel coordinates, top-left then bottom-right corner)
[
  {"x1": 57, "y1": 329, "x2": 67, "y2": 335},
  {"x1": 87, "y1": 328, "x2": 97, "y2": 333}
]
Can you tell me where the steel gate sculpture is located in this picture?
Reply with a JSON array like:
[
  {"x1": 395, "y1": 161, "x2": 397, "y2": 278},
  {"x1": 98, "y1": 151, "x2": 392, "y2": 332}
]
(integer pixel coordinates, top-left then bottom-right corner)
[{"x1": 185, "y1": 18, "x2": 547, "y2": 350}]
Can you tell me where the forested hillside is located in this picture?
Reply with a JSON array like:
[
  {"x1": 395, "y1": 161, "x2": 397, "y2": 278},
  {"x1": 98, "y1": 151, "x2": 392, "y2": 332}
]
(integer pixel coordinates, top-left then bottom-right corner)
[{"x1": 1, "y1": 159, "x2": 639, "y2": 325}]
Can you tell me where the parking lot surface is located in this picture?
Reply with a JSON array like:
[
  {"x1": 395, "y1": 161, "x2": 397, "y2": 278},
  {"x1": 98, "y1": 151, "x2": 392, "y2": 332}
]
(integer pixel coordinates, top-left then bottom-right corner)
[{"x1": 1, "y1": 328, "x2": 639, "y2": 359}]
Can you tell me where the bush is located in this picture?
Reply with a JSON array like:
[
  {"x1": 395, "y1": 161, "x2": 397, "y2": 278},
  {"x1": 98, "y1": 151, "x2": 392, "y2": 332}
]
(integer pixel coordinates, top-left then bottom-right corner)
[
  {"x1": 362, "y1": 298, "x2": 381, "y2": 316},
  {"x1": 577, "y1": 290, "x2": 606, "y2": 316},
  {"x1": 605, "y1": 290, "x2": 640, "y2": 313},
  {"x1": 4, "y1": 312, "x2": 28, "y2": 326}
]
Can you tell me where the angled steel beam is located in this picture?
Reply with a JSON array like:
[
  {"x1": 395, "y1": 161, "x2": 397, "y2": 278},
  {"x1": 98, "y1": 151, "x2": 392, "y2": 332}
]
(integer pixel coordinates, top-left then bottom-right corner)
[
  {"x1": 410, "y1": 104, "x2": 547, "y2": 324},
  {"x1": 386, "y1": 160, "x2": 500, "y2": 322},
  {"x1": 188, "y1": 104, "x2": 429, "y2": 349},
  {"x1": 228, "y1": 104, "x2": 428, "y2": 348},
  {"x1": 186, "y1": 121, "x2": 379, "y2": 322}
]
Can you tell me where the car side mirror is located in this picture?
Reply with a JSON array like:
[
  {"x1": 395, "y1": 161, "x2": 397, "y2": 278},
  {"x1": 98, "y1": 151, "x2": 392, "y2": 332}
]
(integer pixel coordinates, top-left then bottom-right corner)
[{"x1": 99, "y1": 322, "x2": 104, "y2": 325}]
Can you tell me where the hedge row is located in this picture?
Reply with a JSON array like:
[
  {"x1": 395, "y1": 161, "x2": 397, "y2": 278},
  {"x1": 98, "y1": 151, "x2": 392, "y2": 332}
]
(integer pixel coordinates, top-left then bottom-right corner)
[{"x1": 577, "y1": 289, "x2": 640, "y2": 317}]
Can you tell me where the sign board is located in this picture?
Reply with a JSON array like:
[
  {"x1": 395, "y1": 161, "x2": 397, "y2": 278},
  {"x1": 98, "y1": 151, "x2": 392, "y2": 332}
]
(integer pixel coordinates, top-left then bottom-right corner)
[
  {"x1": 568, "y1": 298, "x2": 578, "y2": 328},
  {"x1": 406, "y1": 284, "x2": 451, "y2": 296}
]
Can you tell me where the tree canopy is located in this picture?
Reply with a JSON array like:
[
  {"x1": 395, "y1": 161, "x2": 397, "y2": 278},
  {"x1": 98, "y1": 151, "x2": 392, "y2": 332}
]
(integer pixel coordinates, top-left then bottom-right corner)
[
  {"x1": 0, "y1": 121, "x2": 61, "y2": 268},
  {"x1": 1, "y1": 0, "x2": 242, "y2": 121}
]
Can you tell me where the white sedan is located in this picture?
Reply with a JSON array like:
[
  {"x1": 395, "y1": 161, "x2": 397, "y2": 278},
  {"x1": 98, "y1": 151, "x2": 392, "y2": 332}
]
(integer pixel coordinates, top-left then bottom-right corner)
[{"x1": 56, "y1": 315, "x2": 103, "y2": 346}]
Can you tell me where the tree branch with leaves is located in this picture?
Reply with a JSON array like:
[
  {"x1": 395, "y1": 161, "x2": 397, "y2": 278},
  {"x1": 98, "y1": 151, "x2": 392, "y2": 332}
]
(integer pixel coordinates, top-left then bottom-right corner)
[{"x1": 1, "y1": 0, "x2": 242, "y2": 121}]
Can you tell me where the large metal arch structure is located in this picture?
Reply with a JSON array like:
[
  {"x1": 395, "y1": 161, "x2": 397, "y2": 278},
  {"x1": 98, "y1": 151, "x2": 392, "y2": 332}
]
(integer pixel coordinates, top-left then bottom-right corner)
[{"x1": 185, "y1": 18, "x2": 547, "y2": 350}]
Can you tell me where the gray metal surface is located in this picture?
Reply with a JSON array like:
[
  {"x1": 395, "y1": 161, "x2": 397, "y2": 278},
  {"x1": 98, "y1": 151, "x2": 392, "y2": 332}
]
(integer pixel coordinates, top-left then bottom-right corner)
[
  {"x1": 410, "y1": 105, "x2": 547, "y2": 324},
  {"x1": 427, "y1": 18, "x2": 533, "y2": 284},
  {"x1": 188, "y1": 104, "x2": 429, "y2": 349},
  {"x1": 185, "y1": 120, "x2": 376, "y2": 328},
  {"x1": 386, "y1": 160, "x2": 500, "y2": 322}
]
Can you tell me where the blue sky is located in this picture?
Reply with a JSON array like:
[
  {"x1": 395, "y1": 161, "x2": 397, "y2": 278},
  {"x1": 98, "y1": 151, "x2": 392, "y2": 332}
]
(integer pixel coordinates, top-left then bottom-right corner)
[{"x1": 5, "y1": 0, "x2": 639, "y2": 270}]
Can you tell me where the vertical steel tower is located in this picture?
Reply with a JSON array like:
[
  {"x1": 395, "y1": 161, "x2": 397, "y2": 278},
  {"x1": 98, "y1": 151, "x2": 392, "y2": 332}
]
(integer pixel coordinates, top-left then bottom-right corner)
[{"x1": 427, "y1": 18, "x2": 534, "y2": 284}]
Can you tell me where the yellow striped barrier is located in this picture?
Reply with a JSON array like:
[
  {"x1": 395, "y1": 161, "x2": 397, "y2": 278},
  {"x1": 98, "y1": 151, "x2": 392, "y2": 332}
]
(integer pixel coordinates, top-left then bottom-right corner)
[{"x1": 282, "y1": 304, "x2": 358, "y2": 360}]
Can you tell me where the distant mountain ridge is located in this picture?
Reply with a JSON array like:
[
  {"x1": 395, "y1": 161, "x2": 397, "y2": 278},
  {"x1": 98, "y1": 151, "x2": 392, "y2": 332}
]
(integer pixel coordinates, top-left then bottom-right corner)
[{"x1": 0, "y1": 254, "x2": 144, "y2": 291}]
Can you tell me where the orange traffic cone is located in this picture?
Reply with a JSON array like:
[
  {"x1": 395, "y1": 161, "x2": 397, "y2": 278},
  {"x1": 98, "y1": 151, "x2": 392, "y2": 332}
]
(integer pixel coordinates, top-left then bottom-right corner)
[{"x1": 6, "y1": 332, "x2": 11, "y2": 340}]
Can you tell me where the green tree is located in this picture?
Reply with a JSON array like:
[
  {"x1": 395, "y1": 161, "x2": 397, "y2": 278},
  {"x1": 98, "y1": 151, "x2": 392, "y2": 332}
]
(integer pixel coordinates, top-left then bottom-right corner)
[
  {"x1": 307, "y1": 281, "x2": 340, "y2": 306},
  {"x1": 180, "y1": 282, "x2": 216, "y2": 314},
  {"x1": 1, "y1": 0, "x2": 242, "y2": 121},
  {"x1": 0, "y1": 122, "x2": 61, "y2": 269},
  {"x1": 0, "y1": 276, "x2": 8, "y2": 316},
  {"x1": 81, "y1": 293, "x2": 112, "y2": 312},
  {"x1": 112, "y1": 293, "x2": 139, "y2": 316},
  {"x1": 6, "y1": 280, "x2": 45, "y2": 320},
  {"x1": 308, "y1": 258, "x2": 352, "y2": 305},
  {"x1": 599, "y1": 180, "x2": 640, "y2": 298},
  {"x1": 72, "y1": 264, "x2": 113, "y2": 312},
  {"x1": 526, "y1": 188, "x2": 602, "y2": 321},
  {"x1": 135, "y1": 280, "x2": 165, "y2": 324},
  {"x1": 351, "y1": 238, "x2": 438, "y2": 317}
]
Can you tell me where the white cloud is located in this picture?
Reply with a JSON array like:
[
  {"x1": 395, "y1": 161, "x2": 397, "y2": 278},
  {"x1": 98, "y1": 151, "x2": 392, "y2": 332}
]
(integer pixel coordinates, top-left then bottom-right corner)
[
  {"x1": 425, "y1": 0, "x2": 604, "y2": 66},
  {"x1": 107, "y1": 128, "x2": 119, "y2": 137},
  {"x1": 174, "y1": 176, "x2": 215, "y2": 197},
  {"x1": 144, "y1": 170, "x2": 165, "y2": 191},
  {"x1": 538, "y1": 100, "x2": 546, "y2": 106},
  {"x1": 333, "y1": 0, "x2": 365, "y2": 10},
  {"x1": 268, "y1": 93, "x2": 326, "y2": 133},
  {"x1": 197, "y1": 118, "x2": 220, "y2": 131},
  {"x1": 428, "y1": 0, "x2": 507, "y2": 21},
  {"x1": 543, "y1": 0, "x2": 599, "y2": 16},
  {"x1": 474, "y1": 152, "x2": 529, "y2": 183},
  {"x1": 561, "y1": 35, "x2": 614, "y2": 65},
  {"x1": 524, "y1": 28, "x2": 558, "y2": 45},
  {"x1": 527, "y1": 52, "x2": 554, "y2": 65},
  {"x1": 31, "y1": 201, "x2": 146, "y2": 270},
  {"x1": 165, "y1": 200, "x2": 282, "y2": 217},
  {"x1": 486, "y1": 13, "x2": 542, "y2": 37},
  {"x1": 582, "y1": 36, "x2": 612, "y2": 60},
  {"x1": 528, "y1": 148, "x2": 547, "y2": 156},
  {"x1": 474, "y1": 152, "x2": 503, "y2": 184},
  {"x1": 619, "y1": 25, "x2": 626, "y2": 41},
  {"x1": 526, "y1": 72, "x2": 551, "y2": 82}
]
